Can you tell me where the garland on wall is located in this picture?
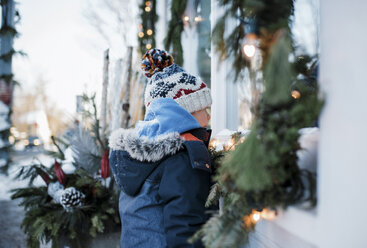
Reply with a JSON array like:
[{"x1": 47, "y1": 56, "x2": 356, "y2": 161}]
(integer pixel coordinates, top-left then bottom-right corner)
[
  {"x1": 212, "y1": 0, "x2": 294, "y2": 81},
  {"x1": 192, "y1": 1, "x2": 323, "y2": 247},
  {"x1": 0, "y1": 0, "x2": 20, "y2": 173},
  {"x1": 164, "y1": 0, "x2": 187, "y2": 66},
  {"x1": 11, "y1": 94, "x2": 120, "y2": 248},
  {"x1": 138, "y1": 0, "x2": 158, "y2": 55}
]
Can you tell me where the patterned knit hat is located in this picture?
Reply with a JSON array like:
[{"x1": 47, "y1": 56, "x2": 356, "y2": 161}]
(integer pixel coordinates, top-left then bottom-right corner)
[{"x1": 141, "y1": 48, "x2": 212, "y2": 113}]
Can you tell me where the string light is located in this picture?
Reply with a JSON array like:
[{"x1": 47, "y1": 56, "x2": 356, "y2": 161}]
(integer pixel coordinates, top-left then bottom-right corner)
[
  {"x1": 226, "y1": 138, "x2": 236, "y2": 151},
  {"x1": 145, "y1": 1, "x2": 151, "y2": 6},
  {"x1": 194, "y1": 16, "x2": 203, "y2": 22},
  {"x1": 291, "y1": 90, "x2": 301, "y2": 99},
  {"x1": 252, "y1": 212, "x2": 261, "y2": 222},
  {"x1": 183, "y1": 16, "x2": 190, "y2": 22},
  {"x1": 145, "y1": 6, "x2": 151, "y2": 12},
  {"x1": 243, "y1": 209, "x2": 277, "y2": 228},
  {"x1": 243, "y1": 44, "x2": 256, "y2": 58},
  {"x1": 260, "y1": 208, "x2": 277, "y2": 220},
  {"x1": 241, "y1": 33, "x2": 257, "y2": 58},
  {"x1": 138, "y1": 32, "x2": 144, "y2": 38},
  {"x1": 147, "y1": 29, "x2": 153, "y2": 35},
  {"x1": 209, "y1": 139, "x2": 218, "y2": 150},
  {"x1": 146, "y1": 43, "x2": 152, "y2": 49}
]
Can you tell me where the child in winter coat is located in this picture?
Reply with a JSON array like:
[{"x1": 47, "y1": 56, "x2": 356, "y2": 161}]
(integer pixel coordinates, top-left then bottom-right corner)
[{"x1": 109, "y1": 48, "x2": 213, "y2": 248}]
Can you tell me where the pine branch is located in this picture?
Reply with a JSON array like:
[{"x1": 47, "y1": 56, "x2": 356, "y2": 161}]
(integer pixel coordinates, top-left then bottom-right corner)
[
  {"x1": 164, "y1": 0, "x2": 187, "y2": 66},
  {"x1": 70, "y1": 128, "x2": 101, "y2": 174},
  {"x1": 90, "y1": 94, "x2": 106, "y2": 151},
  {"x1": 50, "y1": 136, "x2": 66, "y2": 160}
]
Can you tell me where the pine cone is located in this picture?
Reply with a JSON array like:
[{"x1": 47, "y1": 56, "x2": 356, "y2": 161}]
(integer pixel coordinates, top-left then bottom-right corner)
[{"x1": 60, "y1": 187, "x2": 85, "y2": 210}]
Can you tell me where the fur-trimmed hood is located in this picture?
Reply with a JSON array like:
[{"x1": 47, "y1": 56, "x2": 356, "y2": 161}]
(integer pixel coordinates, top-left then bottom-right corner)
[
  {"x1": 108, "y1": 127, "x2": 211, "y2": 197},
  {"x1": 109, "y1": 98, "x2": 202, "y2": 162},
  {"x1": 109, "y1": 128, "x2": 185, "y2": 162}
]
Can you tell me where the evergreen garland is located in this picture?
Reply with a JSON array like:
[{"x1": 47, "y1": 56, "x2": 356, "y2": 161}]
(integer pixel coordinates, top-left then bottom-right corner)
[
  {"x1": 0, "y1": 0, "x2": 20, "y2": 83},
  {"x1": 164, "y1": 0, "x2": 187, "y2": 66},
  {"x1": 212, "y1": 0, "x2": 294, "y2": 80},
  {"x1": 192, "y1": 1, "x2": 323, "y2": 247},
  {"x1": 0, "y1": 0, "x2": 19, "y2": 173},
  {"x1": 138, "y1": 0, "x2": 158, "y2": 55}
]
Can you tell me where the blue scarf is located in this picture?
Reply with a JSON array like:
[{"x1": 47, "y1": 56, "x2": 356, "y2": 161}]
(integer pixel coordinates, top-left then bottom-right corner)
[{"x1": 135, "y1": 98, "x2": 201, "y2": 139}]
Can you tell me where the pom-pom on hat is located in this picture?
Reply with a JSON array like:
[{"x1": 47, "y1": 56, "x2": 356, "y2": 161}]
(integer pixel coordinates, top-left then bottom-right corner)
[{"x1": 141, "y1": 48, "x2": 212, "y2": 113}]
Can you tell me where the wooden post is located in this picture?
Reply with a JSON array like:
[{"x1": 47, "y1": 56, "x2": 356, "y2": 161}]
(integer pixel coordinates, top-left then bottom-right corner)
[
  {"x1": 100, "y1": 49, "x2": 109, "y2": 143},
  {"x1": 110, "y1": 58, "x2": 123, "y2": 132},
  {"x1": 121, "y1": 46, "x2": 133, "y2": 128}
]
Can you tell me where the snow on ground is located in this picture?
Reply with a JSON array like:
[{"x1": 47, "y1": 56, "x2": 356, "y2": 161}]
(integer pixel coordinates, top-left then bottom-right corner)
[
  {"x1": 0, "y1": 199, "x2": 27, "y2": 248},
  {"x1": 0, "y1": 151, "x2": 54, "y2": 248},
  {"x1": 0, "y1": 151, "x2": 54, "y2": 201}
]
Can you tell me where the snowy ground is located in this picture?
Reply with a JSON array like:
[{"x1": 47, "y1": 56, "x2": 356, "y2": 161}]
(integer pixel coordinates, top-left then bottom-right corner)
[
  {"x1": 0, "y1": 199, "x2": 27, "y2": 248},
  {"x1": 0, "y1": 150, "x2": 53, "y2": 248},
  {"x1": 0, "y1": 150, "x2": 53, "y2": 200}
]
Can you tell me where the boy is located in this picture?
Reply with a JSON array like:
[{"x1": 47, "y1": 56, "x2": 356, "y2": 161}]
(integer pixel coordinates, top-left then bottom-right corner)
[{"x1": 109, "y1": 48, "x2": 212, "y2": 247}]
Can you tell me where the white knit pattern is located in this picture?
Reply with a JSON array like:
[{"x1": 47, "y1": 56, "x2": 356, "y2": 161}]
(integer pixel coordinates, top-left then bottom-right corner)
[
  {"x1": 175, "y1": 87, "x2": 212, "y2": 113},
  {"x1": 144, "y1": 71, "x2": 212, "y2": 113}
]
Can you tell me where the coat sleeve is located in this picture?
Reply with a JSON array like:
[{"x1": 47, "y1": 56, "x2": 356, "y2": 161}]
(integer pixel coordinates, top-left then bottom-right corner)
[{"x1": 158, "y1": 151, "x2": 211, "y2": 248}]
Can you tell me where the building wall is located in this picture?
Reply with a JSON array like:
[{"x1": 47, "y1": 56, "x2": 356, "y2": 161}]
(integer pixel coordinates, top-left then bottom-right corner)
[
  {"x1": 317, "y1": 0, "x2": 367, "y2": 247},
  {"x1": 210, "y1": 0, "x2": 239, "y2": 136}
]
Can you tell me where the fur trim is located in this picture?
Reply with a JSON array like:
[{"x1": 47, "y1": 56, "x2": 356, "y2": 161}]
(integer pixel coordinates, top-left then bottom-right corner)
[{"x1": 109, "y1": 129, "x2": 185, "y2": 162}]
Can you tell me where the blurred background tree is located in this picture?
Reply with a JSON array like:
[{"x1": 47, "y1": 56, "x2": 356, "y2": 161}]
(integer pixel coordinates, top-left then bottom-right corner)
[{"x1": 12, "y1": 76, "x2": 69, "y2": 138}]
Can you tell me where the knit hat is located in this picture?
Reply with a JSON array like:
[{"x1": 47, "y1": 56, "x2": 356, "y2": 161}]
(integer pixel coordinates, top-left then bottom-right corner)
[{"x1": 141, "y1": 48, "x2": 212, "y2": 113}]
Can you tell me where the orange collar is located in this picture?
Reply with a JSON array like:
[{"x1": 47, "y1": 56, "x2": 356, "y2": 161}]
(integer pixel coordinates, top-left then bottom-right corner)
[{"x1": 180, "y1": 133, "x2": 202, "y2": 142}]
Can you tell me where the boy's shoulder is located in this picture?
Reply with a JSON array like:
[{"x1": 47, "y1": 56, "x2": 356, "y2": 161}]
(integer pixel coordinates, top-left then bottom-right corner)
[
  {"x1": 162, "y1": 138, "x2": 212, "y2": 173},
  {"x1": 109, "y1": 128, "x2": 212, "y2": 172},
  {"x1": 182, "y1": 140, "x2": 212, "y2": 173}
]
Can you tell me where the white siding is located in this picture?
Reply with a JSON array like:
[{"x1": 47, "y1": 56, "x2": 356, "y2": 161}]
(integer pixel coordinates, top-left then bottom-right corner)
[
  {"x1": 210, "y1": 0, "x2": 238, "y2": 136},
  {"x1": 318, "y1": 0, "x2": 367, "y2": 247}
]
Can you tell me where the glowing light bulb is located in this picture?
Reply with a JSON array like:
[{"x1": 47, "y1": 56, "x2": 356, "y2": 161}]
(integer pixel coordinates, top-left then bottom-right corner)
[
  {"x1": 260, "y1": 208, "x2": 277, "y2": 220},
  {"x1": 252, "y1": 212, "x2": 261, "y2": 222},
  {"x1": 138, "y1": 32, "x2": 144, "y2": 38},
  {"x1": 291, "y1": 90, "x2": 301, "y2": 99},
  {"x1": 145, "y1": 6, "x2": 151, "y2": 12},
  {"x1": 147, "y1": 29, "x2": 153, "y2": 35},
  {"x1": 243, "y1": 44, "x2": 256, "y2": 58},
  {"x1": 242, "y1": 33, "x2": 258, "y2": 58},
  {"x1": 183, "y1": 16, "x2": 190, "y2": 22},
  {"x1": 145, "y1": 1, "x2": 151, "y2": 7},
  {"x1": 146, "y1": 43, "x2": 152, "y2": 49},
  {"x1": 194, "y1": 16, "x2": 203, "y2": 22},
  {"x1": 209, "y1": 139, "x2": 217, "y2": 149}
]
